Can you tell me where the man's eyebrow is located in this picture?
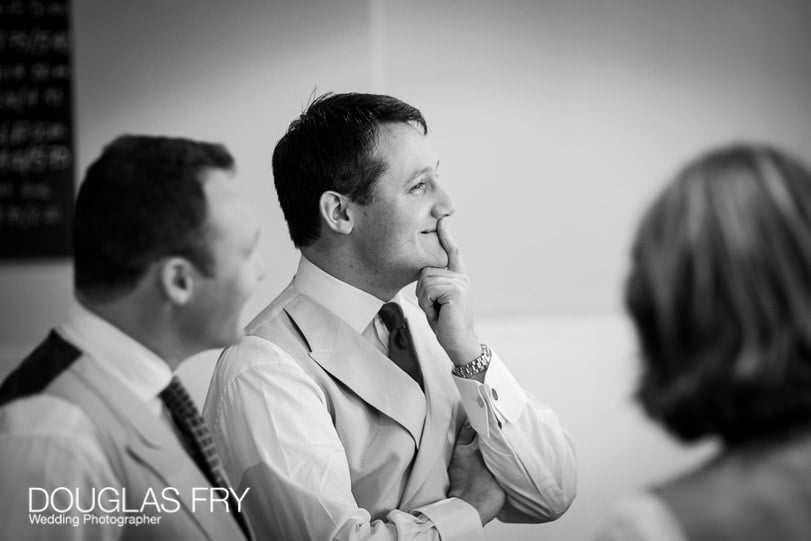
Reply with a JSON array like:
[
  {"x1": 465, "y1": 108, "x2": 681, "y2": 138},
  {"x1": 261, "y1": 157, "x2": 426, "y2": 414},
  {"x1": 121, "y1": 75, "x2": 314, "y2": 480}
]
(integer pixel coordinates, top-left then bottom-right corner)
[{"x1": 405, "y1": 160, "x2": 440, "y2": 184}]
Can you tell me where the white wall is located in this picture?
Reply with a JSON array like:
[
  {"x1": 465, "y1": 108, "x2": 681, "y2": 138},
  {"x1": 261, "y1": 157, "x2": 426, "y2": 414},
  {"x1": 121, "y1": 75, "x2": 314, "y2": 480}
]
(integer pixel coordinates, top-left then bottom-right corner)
[
  {"x1": 1, "y1": 0, "x2": 808, "y2": 538},
  {"x1": 3, "y1": 0, "x2": 809, "y2": 348}
]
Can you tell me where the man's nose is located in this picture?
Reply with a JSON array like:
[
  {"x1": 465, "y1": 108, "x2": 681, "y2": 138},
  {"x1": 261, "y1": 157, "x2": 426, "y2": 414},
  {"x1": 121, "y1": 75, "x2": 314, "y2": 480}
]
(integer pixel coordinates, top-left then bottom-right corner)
[{"x1": 432, "y1": 184, "x2": 455, "y2": 218}]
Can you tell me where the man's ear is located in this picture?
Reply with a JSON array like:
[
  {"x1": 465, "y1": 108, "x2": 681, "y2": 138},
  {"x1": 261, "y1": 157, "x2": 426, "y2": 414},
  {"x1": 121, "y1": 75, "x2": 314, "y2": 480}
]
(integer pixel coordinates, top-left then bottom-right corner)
[
  {"x1": 319, "y1": 190, "x2": 354, "y2": 235},
  {"x1": 159, "y1": 257, "x2": 195, "y2": 305}
]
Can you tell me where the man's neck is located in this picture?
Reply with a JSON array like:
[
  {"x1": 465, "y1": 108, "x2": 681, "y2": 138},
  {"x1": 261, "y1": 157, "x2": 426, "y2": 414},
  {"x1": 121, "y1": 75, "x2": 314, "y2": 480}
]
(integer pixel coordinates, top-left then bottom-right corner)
[
  {"x1": 77, "y1": 293, "x2": 185, "y2": 371},
  {"x1": 301, "y1": 248, "x2": 406, "y2": 302}
]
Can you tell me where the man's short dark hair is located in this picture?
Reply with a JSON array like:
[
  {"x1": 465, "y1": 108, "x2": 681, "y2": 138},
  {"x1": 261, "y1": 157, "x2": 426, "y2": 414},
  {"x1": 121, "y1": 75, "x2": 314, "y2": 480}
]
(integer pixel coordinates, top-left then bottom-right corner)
[
  {"x1": 272, "y1": 92, "x2": 427, "y2": 247},
  {"x1": 73, "y1": 134, "x2": 235, "y2": 299},
  {"x1": 626, "y1": 143, "x2": 811, "y2": 444}
]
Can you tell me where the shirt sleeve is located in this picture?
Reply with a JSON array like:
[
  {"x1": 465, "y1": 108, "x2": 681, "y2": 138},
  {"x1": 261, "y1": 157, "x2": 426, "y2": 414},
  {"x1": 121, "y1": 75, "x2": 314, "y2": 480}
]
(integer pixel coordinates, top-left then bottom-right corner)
[
  {"x1": 593, "y1": 493, "x2": 686, "y2": 541},
  {"x1": 203, "y1": 336, "x2": 484, "y2": 541},
  {"x1": 453, "y1": 349, "x2": 577, "y2": 522},
  {"x1": 0, "y1": 396, "x2": 123, "y2": 541}
]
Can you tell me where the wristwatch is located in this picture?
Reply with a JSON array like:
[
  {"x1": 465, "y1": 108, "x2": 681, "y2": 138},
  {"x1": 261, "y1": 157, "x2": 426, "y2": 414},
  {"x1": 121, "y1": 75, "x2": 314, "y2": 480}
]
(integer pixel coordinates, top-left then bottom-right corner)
[{"x1": 451, "y1": 343, "x2": 492, "y2": 378}]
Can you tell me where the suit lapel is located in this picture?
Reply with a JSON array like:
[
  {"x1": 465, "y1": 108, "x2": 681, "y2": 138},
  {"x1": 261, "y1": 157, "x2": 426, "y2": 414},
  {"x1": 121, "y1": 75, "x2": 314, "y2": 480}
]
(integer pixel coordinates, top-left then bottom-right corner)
[
  {"x1": 399, "y1": 301, "x2": 461, "y2": 505},
  {"x1": 285, "y1": 294, "x2": 427, "y2": 447},
  {"x1": 63, "y1": 360, "x2": 244, "y2": 539}
]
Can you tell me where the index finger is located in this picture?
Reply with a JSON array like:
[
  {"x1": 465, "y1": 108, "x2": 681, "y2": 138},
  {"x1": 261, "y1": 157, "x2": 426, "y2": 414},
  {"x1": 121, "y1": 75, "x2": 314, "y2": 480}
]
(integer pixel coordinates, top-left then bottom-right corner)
[{"x1": 437, "y1": 217, "x2": 465, "y2": 273}]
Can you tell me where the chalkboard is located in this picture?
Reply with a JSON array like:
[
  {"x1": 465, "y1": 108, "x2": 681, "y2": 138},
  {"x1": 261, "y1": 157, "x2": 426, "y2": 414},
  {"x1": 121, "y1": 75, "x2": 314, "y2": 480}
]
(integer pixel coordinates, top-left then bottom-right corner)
[{"x1": 0, "y1": 0, "x2": 74, "y2": 259}]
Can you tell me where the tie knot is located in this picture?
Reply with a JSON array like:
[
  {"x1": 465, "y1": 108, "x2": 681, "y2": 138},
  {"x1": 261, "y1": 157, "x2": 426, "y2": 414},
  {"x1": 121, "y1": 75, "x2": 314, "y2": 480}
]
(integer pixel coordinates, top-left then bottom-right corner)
[
  {"x1": 160, "y1": 376, "x2": 197, "y2": 419},
  {"x1": 378, "y1": 302, "x2": 406, "y2": 332}
]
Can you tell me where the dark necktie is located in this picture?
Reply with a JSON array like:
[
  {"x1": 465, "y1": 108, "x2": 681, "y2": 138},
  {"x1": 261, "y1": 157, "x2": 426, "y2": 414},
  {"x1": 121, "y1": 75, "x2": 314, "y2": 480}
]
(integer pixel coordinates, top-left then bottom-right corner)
[
  {"x1": 378, "y1": 302, "x2": 424, "y2": 390},
  {"x1": 160, "y1": 376, "x2": 250, "y2": 538}
]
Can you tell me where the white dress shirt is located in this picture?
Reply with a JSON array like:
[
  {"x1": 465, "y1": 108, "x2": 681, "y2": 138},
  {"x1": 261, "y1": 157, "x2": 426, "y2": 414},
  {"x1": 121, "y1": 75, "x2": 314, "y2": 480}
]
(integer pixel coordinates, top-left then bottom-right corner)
[
  {"x1": 204, "y1": 257, "x2": 577, "y2": 540},
  {"x1": 0, "y1": 301, "x2": 173, "y2": 541},
  {"x1": 58, "y1": 301, "x2": 173, "y2": 415}
]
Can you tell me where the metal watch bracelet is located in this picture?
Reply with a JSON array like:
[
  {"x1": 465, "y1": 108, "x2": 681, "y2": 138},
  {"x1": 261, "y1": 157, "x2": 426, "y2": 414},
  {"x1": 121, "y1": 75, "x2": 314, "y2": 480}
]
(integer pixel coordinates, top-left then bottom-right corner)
[{"x1": 451, "y1": 343, "x2": 492, "y2": 378}]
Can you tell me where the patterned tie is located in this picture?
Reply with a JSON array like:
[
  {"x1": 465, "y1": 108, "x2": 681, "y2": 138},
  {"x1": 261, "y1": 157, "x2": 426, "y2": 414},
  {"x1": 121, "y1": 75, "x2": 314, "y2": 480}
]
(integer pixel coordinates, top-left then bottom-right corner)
[
  {"x1": 160, "y1": 376, "x2": 250, "y2": 537},
  {"x1": 378, "y1": 302, "x2": 424, "y2": 390}
]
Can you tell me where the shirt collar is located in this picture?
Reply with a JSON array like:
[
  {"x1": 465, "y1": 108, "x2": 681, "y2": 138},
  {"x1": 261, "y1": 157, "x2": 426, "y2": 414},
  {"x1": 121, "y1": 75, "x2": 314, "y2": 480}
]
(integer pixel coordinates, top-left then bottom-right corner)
[
  {"x1": 58, "y1": 300, "x2": 173, "y2": 405},
  {"x1": 294, "y1": 256, "x2": 404, "y2": 333}
]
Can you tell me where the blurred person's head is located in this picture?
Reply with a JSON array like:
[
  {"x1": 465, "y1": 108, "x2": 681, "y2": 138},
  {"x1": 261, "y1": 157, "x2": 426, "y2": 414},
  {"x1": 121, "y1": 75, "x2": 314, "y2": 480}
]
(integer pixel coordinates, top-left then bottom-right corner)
[
  {"x1": 74, "y1": 135, "x2": 264, "y2": 362},
  {"x1": 626, "y1": 144, "x2": 811, "y2": 445},
  {"x1": 272, "y1": 92, "x2": 454, "y2": 299}
]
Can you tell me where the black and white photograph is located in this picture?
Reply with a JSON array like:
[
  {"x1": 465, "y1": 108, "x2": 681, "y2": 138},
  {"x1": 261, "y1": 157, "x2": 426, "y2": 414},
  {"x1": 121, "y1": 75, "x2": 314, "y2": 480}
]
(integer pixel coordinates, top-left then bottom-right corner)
[{"x1": 1, "y1": 1, "x2": 810, "y2": 539}]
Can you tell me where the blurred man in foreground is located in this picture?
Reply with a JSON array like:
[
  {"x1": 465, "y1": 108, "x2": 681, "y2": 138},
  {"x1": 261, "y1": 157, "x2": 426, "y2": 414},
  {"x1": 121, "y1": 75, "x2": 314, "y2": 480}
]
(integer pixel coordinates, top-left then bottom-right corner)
[{"x1": 0, "y1": 135, "x2": 262, "y2": 540}]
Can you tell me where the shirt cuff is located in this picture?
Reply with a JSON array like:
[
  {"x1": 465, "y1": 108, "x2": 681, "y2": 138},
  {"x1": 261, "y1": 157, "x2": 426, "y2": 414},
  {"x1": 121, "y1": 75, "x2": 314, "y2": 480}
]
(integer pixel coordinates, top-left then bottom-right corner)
[
  {"x1": 453, "y1": 350, "x2": 528, "y2": 438},
  {"x1": 414, "y1": 497, "x2": 484, "y2": 541}
]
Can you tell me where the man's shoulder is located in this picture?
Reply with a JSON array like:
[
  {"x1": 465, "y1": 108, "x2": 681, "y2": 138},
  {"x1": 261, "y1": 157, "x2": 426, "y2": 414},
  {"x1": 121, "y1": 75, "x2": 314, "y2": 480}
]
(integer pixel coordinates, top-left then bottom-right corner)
[
  {"x1": 0, "y1": 336, "x2": 136, "y2": 456},
  {"x1": 1, "y1": 392, "x2": 95, "y2": 437},
  {"x1": 214, "y1": 286, "x2": 318, "y2": 380},
  {"x1": 212, "y1": 284, "x2": 362, "y2": 397},
  {"x1": 244, "y1": 281, "x2": 301, "y2": 335},
  {"x1": 243, "y1": 284, "x2": 338, "y2": 353},
  {"x1": 1, "y1": 333, "x2": 156, "y2": 454},
  {"x1": 215, "y1": 334, "x2": 302, "y2": 379},
  {"x1": 0, "y1": 392, "x2": 109, "y2": 466},
  {"x1": 0, "y1": 330, "x2": 82, "y2": 408}
]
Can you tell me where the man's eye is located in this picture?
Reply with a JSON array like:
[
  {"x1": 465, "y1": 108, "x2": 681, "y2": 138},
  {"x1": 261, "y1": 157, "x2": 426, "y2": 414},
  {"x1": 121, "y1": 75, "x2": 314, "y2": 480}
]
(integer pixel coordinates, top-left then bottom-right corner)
[{"x1": 410, "y1": 182, "x2": 427, "y2": 193}]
